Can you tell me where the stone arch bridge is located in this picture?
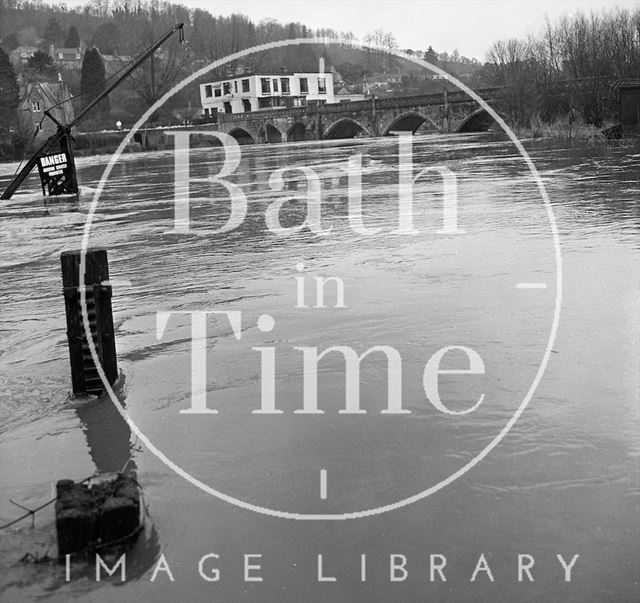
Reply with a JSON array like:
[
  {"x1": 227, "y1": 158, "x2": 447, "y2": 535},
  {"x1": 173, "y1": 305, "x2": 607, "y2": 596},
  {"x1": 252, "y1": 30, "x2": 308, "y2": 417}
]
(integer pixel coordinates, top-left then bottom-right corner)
[{"x1": 216, "y1": 88, "x2": 506, "y2": 144}]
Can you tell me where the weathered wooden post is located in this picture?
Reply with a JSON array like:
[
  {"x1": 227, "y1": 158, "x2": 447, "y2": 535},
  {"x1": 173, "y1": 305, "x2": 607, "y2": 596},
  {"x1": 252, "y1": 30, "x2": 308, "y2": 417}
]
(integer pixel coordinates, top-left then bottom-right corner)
[
  {"x1": 443, "y1": 89, "x2": 450, "y2": 132},
  {"x1": 61, "y1": 249, "x2": 117, "y2": 396},
  {"x1": 56, "y1": 474, "x2": 141, "y2": 558}
]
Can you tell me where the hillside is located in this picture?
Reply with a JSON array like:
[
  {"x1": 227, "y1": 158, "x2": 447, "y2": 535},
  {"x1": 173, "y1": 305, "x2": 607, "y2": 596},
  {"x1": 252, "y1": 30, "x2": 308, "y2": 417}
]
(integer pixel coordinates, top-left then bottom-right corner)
[{"x1": 0, "y1": 0, "x2": 485, "y2": 132}]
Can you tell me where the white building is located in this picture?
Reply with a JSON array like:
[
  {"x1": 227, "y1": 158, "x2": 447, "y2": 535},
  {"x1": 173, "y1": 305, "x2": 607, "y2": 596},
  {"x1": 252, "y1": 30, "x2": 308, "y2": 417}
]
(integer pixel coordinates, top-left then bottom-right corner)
[{"x1": 199, "y1": 72, "x2": 335, "y2": 117}]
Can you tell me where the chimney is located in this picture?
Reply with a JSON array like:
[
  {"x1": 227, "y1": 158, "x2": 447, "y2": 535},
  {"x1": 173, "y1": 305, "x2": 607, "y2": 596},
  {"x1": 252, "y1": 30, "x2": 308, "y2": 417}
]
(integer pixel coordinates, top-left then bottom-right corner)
[{"x1": 319, "y1": 57, "x2": 325, "y2": 74}]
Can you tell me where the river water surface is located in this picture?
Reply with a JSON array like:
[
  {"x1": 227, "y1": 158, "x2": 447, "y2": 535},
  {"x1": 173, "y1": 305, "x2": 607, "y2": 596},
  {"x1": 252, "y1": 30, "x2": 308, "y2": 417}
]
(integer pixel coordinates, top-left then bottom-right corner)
[{"x1": 0, "y1": 133, "x2": 638, "y2": 602}]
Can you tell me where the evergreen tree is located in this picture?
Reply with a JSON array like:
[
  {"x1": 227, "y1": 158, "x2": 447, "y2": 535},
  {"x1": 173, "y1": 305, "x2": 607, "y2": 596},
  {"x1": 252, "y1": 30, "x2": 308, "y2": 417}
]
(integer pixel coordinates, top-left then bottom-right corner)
[
  {"x1": 26, "y1": 50, "x2": 54, "y2": 74},
  {"x1": 43, "y1": 17, "x2": 63, "y2": 48},
  {"x1": 80, "y1": 48, "x2": 110, "y2": 121},
  {"x1": 3, "y1": 33, "x2": 19, "y2": 52},
  {"x1": 424, "y1": 46, "x2": 438, "y2": 64},
  {"x1": 64, "y1": 25, "x2": 80, "y2": 48},
  {"x1": 0, "y1": 48, "x2": 19, "y2": 134}
]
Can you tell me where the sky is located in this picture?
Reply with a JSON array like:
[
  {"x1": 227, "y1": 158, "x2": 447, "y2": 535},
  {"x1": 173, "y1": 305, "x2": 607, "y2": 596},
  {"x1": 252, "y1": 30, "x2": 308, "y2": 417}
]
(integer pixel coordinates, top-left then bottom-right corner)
[{"x1": 67, "y1": 0, "x2": 639, "y2": 60}]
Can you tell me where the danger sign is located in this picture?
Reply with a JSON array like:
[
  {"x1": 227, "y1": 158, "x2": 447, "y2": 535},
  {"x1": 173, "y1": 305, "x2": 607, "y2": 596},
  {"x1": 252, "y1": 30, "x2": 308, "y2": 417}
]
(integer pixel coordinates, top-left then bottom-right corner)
[{"x1": 38, "y1": 152, "x2": 69, "y2": 177}]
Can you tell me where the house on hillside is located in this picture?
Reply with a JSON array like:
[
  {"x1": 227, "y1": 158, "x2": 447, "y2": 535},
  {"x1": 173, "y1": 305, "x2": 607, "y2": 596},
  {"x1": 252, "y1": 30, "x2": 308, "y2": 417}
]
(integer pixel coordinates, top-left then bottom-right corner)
[
  {"x1": 362, "y1": 73, "x2": 406, "y2": 96},
  {"x1": 9, "y1": 46, "x2": 39, "y2": 67},
  {"x1": 18, "y1": 80, "x2": 74, "y2": 141},
  {"x1": 48, "y1": 45, "x2": 84, "y2": 70},
  {"x1": 367, "y1": 73, "x2": 404, "y2": 86},
  {"x1": 335, "y1": 85, "x2": 366, "y2": 102},
  {"x1": 101, "y1": 53, "x2": 133, "y2": 76}
]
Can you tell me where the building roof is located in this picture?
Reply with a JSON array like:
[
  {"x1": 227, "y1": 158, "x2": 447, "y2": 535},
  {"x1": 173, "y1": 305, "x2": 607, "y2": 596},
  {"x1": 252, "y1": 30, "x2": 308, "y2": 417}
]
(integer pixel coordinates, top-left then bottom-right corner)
[
  {"x1": 50, "y1": 47, "x2": 83, "y2": 59},
  {"x1": 202, "y1": 71, "x2": 332, "y2": 84},
  {"x1": 617, "y1": 78, "x2": 640, "y2": 88},
  {"x1": 365, "y1": 73, "x2": 404, "y2": 84},
  {"x1": 11, "y1": 46, "x2": 39, "y2": 55},
  {"x1": 21, "y1": 81, "x2": 74, "y2": 124},
  {"x1": 101, "y1": 54, "x2": 133, "y2": 63}
]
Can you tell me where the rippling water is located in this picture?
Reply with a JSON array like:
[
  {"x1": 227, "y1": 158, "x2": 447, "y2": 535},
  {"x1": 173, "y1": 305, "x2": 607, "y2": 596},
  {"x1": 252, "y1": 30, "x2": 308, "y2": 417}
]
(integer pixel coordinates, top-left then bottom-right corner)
[{"x1": 0, "y1": 134, "x2": 638, "y2": 602}]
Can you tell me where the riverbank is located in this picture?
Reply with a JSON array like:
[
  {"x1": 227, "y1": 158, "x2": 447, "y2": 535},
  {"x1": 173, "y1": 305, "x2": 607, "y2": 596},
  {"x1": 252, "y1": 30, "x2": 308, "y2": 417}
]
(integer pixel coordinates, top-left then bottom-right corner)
[
  {"x1": 511, "y1": 112, "x2": 622, "y2": 142},
  {"x1": 0, "y1": 126, "x2": 220, "y2": 163},
  {"x1": 0, "y1": 117, "x2": 629, "y2": 166},
  {"x1": 73, "y1": 127, "x2": 223, "y2": 156}
]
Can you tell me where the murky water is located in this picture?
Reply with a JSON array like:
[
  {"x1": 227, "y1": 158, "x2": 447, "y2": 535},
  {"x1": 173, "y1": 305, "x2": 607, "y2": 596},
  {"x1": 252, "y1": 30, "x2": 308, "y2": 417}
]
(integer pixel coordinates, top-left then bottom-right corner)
[{"x1": 0, "y1": 133, "x2": 638, "y2": 602}]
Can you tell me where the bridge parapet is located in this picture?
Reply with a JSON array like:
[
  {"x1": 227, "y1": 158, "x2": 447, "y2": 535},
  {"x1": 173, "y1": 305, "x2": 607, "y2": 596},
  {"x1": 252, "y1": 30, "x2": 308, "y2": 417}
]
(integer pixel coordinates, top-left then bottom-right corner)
[{"x1": 219, "y1": 106, "x2": 311, "y2": 124}]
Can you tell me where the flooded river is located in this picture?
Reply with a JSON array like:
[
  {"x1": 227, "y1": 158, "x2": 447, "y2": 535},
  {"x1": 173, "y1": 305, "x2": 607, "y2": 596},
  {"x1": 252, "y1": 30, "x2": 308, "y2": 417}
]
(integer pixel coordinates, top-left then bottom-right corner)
[{"x1": 0, "y1": 133, "x2": 638, "y2": 602}]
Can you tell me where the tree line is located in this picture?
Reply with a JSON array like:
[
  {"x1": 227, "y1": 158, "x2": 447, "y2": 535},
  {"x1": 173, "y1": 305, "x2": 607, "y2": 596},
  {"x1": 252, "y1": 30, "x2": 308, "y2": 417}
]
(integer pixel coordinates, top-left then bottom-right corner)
[
  {"x1": 479, "y1": 5, "x2": 640, "y2": 126},
  {"x1": 1, "y1": 0, "x2": 636, "y2": 141},
  {"x1": 0, "y1": 0, "x2": 361, "y2": 130}
]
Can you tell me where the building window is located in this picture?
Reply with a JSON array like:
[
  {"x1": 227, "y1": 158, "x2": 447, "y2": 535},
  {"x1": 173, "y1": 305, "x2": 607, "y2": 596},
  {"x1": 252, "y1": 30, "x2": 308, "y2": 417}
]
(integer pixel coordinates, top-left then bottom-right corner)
[
  {"x1": 299, "y1": 78, "x2": 308, "y2": 94},
  {"x1": 242, "y1": 99, "x2": 252, "y2": 112},
  {"x1": 31, "y1": 101, "x2": 41, "y2": 112},
  {"x1": 272, "y1": 78, "x2": 279, "y2": 93},
  {"x1": 280, "y1": 78, "x2": 290, "y2": 94},
  {"x1": 258, "y1": 97, "x2": 272, "y2": 108},
  {"x1": 223, "y1": 101, "x2": 232, "y2": 114},
  {"x1": 214, "y1": 87, "x2": 221, "y2": 97},
  {"x1": 242, "y1": 79, "x2": 250, "y2": 92},
  {"x1": 205, "y1": 85, "x2": 212, "y2": 97},
  {"x1": 223, "y1": 82, "x2": 231, "y2": 95},
  {"x1": 234, "y1": 81, "x2": 238, "y2": 93},
  {"x1": 261, "y1": 78, "x2": 270, "y2": 94},
  {"x1": 204, "y1": 108, "x2": 210, "y2": 115},
  {"x1": 318, "y1": 77, "x2": 327, "y2": 94}
]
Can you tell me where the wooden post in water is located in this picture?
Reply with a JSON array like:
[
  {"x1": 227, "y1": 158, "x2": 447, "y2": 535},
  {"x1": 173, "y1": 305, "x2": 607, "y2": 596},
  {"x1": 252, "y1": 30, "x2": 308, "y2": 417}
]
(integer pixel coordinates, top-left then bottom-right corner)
[
  {"x1": 443, "y1": 89, "x2": 450, "y2": 132},
  {"x1": 61, "y1": 249, "x2": 117, "y2": 396}
]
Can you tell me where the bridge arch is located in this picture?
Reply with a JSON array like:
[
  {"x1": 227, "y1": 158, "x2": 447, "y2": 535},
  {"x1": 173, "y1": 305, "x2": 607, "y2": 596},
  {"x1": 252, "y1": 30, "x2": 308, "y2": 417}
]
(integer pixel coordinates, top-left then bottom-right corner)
[
  {"x1": 382, "y1": 111, "x2": 429, "y2": 135},
  {"x1": 228, "y1": 127, "x2": 255, "y2": 145},
  {"x1": 456, "y1": 109, "x2": 496, "y2": 133},
  {"x1": 324, "y1": 118, "x2": 372, "y2": 140},
  {"x1": 258, "y1": 123, "x2": 283, "y2": 143},
  {"x1": 287, "y1": 122, "x2": 306, "y2": 142}
]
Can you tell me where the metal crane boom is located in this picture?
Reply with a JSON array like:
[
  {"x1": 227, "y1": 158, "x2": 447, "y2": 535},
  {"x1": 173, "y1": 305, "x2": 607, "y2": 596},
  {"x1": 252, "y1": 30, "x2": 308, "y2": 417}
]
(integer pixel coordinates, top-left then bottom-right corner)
[{"x1": 70, "y1": 22, "x2": 184, "y2": 128}]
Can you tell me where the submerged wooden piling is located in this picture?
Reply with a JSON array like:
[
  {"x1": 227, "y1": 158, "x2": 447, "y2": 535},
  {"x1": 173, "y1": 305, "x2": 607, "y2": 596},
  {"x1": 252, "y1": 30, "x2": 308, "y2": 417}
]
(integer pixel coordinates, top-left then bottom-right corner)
[
  {"x1": 61, "y1": 249, "x2": 117, "y2": 396},
  {"x1": 55, "y1": 474, "x2": 141, "y2": 557}
]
